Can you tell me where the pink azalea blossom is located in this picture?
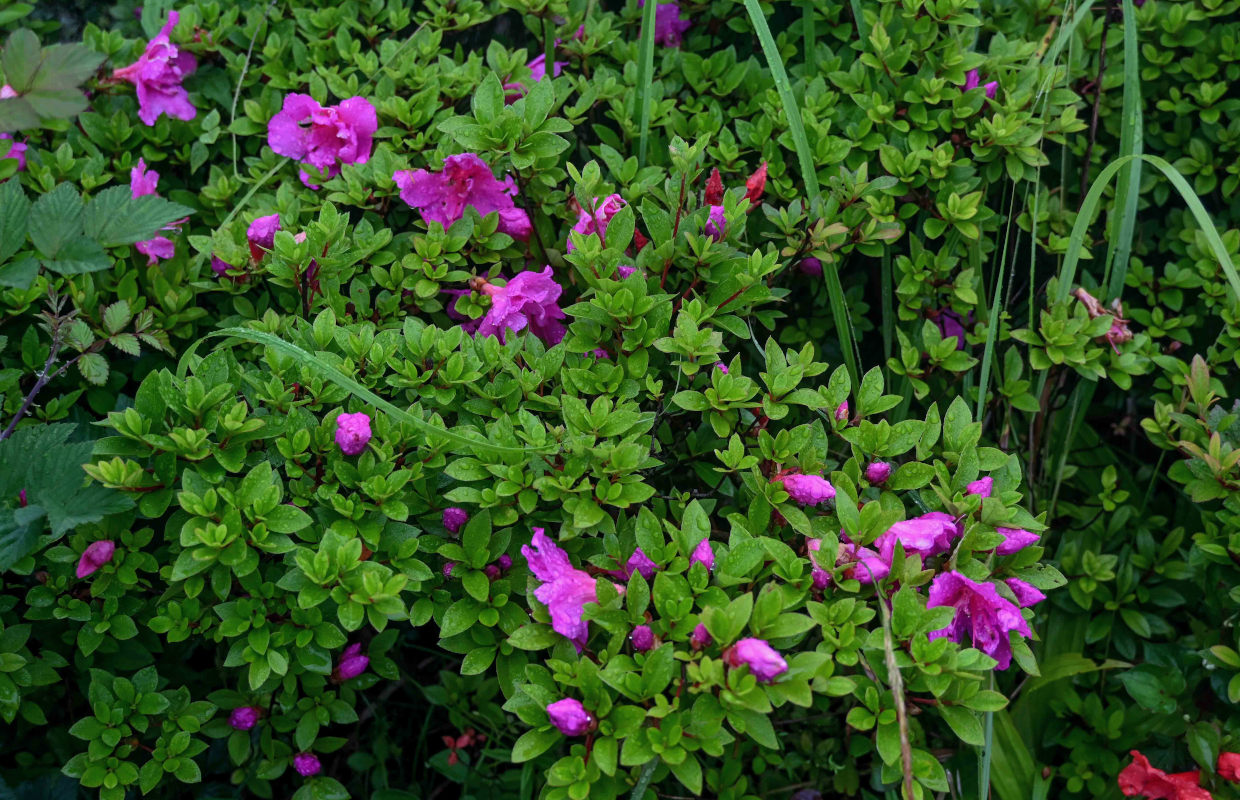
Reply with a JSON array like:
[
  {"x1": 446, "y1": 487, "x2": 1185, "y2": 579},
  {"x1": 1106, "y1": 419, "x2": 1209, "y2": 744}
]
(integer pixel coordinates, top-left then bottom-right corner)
[
  {"x1": 616, "y1": 264, "x2": 638, "y2": 279},
  {"x1": 393, "y1": 153, "x2": 532, "y2": 240},
  {"x1": 485, "y1": 564, "x2": 501, "y2": 580},
  {"x1": 443, "y1": 507, "x2": 469, "y2": 533},
  {"x1": 1004, "y1": 577, "x2": 1046, "y2": 608},
  {"x1": 834, "y1": 401, "x2": 849, "y2": 422},
  {"x1": 966, "y1": 476, "x2": 993, "y2": 498},
  {"x1": 504, "y1": 53, "x2": 566, "y2": 102},
  {"x1": 247, "y1": 214, "x2": 280, "y2": 261},
  {"x1": 704, "y1": 205, "x2": 726, "y2": 240},
  {"x1": 228, "y1": 706, "x2": 261, "y2": 731},
  {"x1": 268, "y1": 94, "x2": 377, "y2": 188},
  {"x1": 806, "y1": 538, "x2": 831, "y2": 590},
  {"x1": 963, "y1": 69, "x2": 999, "y2": 99},
  {"x1": 568, "y1": 193, "x2": 625, "y2": 252},
  {"x1": 690, "y1": 623, "x2": 712, "y2": 650},
  {"x1": 996, "y1": 527, "x2": 1040, "y2": 555},
  {"x1": 865, "y1": 462, "x2": 892, "y2": 484},
  {"x1": 335, "y1": 411, "x2": 372, "y2": 455},
  {"x1": 837, "y1": 539, "x2": 890, "y2": 585},
  {"x1": 639, "y1": 0, "x2": 692, "y2": 47},
  {"x1": 714, "y1": 362, "x2": 728, "y2": 374},
  {"x1": 546, "y1": 698, "x2": 594, "y2": 736},
  {"x1": 210, "y1": 255, "x2": 234, "y2": 278},
  {"x1": 76, "y1": 540, "x2": 116, "y2": 578},
  {"x1": 608, "y1": 547, "x2": 659, "y2": 581},
  {"x1": 778, "y1": 473, "x2": 836, "y2": 506},
  {"x1": 723, "y1": 637, "x2": 788, "y2": 683},
  {"x1": 130, "y1": 159, "x2": 180, "y2": 264},
  {"x1": 631, "y1": 624, "x2": 655, "y2": 651},
  {"x1": 112, "y1": 11, "x2": 197, "y2": 126},
  {"x1": 927, "y1": 571, "x2": 1032, "y2": 670},
  {"x1": 521, "y1": 528, "x2": 609, "y2": 652},
  {"x1": 293, "y1": 752, "x2": 321, "y2": 777},
  {"x1": 0, "y1": 85, "x2": 15, "y2": 99},
  {"x1": 0, "y1": 133, "x2": 26, "y2": 172},
  {"x1": 690, "y1": 538, "x2": 714, "y2": 570},
  {"x1": 331, "y1": 643, "x2": 369, "y2": 681},
  {"x1": 874, "y1": 511, "x2": 960, "y2": 562},
  {"x1": 476, "y1": 267, "x2": 567, "y2": 345}
]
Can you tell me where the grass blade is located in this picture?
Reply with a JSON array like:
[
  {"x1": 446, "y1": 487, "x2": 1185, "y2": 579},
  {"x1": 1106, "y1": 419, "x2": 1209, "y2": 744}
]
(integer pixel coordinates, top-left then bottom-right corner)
[
  {"x1": 635, "y1": 0, "x2": 658, "y2": 167},
  {"x1": 802, "y1": 0, "x2": 817, "y2": 75},
  {"x1": 182, "y1": 327, "x2": 544, "y2": 457},
  {"x1": 1103, "y1": 0, "x2": 1142, "y2": 301},
  {"x1": 848, "y1": 0, "x2": 869, "y2": 46},
  {"x1": 1055, "y1": 154, "x2": 1240, "y2": 305}
]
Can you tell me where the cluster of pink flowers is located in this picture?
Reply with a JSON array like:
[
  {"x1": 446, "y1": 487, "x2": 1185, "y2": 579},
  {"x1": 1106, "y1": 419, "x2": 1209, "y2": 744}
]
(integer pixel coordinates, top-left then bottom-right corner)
[
  {"x1": 112, "y1": 11, "x2": 197, "y2": 126},
  {"x1": 394, "y1": 153, "x2": 532, "y2": 240},
  {"x1": 522, "y1": 528, "x2": 609, "y2": 651},
  {"x1": 268, "y1": 94, "x2": 377, "y2": 188},
  {"x1": 0, "y1": 88, "x2": 27, "y2": 171},
  {"x1": 963, "y1": 69, "x2": 998, "y2": 99},
  {"x1": 1118, "y1": 749, "x2": 1240, "y2": 799},
  {"x1": 474, "y1": 268, "x2": 566, "y2": 345}
]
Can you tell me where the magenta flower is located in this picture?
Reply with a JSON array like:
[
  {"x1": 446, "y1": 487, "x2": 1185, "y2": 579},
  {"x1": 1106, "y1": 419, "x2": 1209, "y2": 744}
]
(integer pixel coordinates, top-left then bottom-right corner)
[
  {"x1": 616, "y1": 264, "x2": 638, "y2": 279},
  {"x1": 927, "y1": 571, "x2": 1032, "y2": 670},
  {"x1": 704, "y1": 205, "x2": 726, "y2": 241},
  {"x1": 806, "y1": 539, "x2": 830, "y2": 590},
  {"x1": 546, "y1": 698, "x2": 594, "y2": 736},
  {"x1": 834, "y1": 401, "x2": 849, "y2": 422},
  {"x1": 966, "y1": 476, "x2": 993, "y2": 498},
  {"x1": 0, "y1": 133, "x2": 27, "y2": 172},
  {"x1": 504, "y1": 53, "x2": 566, "y2": 102},
  {"x1": 714, "y1": 362, "x2": 728, "y2": 374},
  {"x1": 247, "y1": 214, "x2": 280, "y2": 261},
  {"x1": 335, "y1": 411, "x2": 372, "y2": 455},
  {"x1": 690, "y1": 538, "x2": 714, "y2": 571},
  {"x1": 778, "y1": 473, "x2": 836, "y2": 506},
  {"x1": 963, "y1": 69, "x2": 998, "y2": 99},
  {"x1": 875, "y1": 511, "x2": 959, "y2": 562},
  {"x1": 485, "y1": 564, "x2": 501, "y2": 580},
  {"x1": 0, "y1": 85, "x2": 15, "y2": 99},
  {"x1": 522, "y1": 528, "x2": 609, "y2": 651},
  {"x1": 332, "y1": 643, "x2": 369, "y2": 681},
  {"x1": 112, "y1": 11, "x2": 196, "y2": 126},
  {"x1": 228, "y1": 706, "x2": 261, "y2": 731},
  {"x1": 568, "y1": 193, "x2": 625, "y2": 252},
  {"x1": 690, "y1": 623, "x2": 712, "y2": 650},
  {"x1": 631, "y1": 624, "x2": 655, "y2": 651},
  {"x1": 268, "y1": 94, "x2": 376, "y2": 188},
  {"x1": 639, "y1": 0, "x2": 692, "y2": 47},
  {"x1": 723, "y1": 638, "x2": 788, "y2": 683},
  {"x1": 865, "y1": 462, "x2": 892, "y2": 484},
  {"x1": 995, "y1": 527, "x2": 1040, "y2": 555},
  {"x1": 838, "y1": 539, "x2": 890, "y2": 585},
  {"x1": 443, "y1": 507, "x2": 469, "y2": 533},
  {"x1": 1004, "y1": 577, "x2": 1046, "y2": 608},
  {"x1": 76, "y1": 540, "x2": 116, "y2": 579},
  {"x1": 130, "y1": 159, "x2": 179, "y2": 264},
  {"x1": 393, "y1": 153, "x2": 532, "y2": 240},
  {"x1": 932, "y1": 308, "x2": 969, "y2": 350},
  {"x1": 625, "y1": 548, "x2": 659, "y2": 580},
  {"x1": 293, "y1": 752, "x2": 322, "y2": 777},
  {"x1": 210, "y1": 255, "x2": 234, "y2": 278},
  {"x1": 497, "y1": 554, "x2": 513, "y2": 571},
  {"x1": 799, "y1": 257, "x2": 823, "y2": 276},
  {"x1": 476, "y1": 267, "x2": 567, "y2": 345},
  {"x1": 442, "y1": 561, "x2": 455, "y2": 578}
]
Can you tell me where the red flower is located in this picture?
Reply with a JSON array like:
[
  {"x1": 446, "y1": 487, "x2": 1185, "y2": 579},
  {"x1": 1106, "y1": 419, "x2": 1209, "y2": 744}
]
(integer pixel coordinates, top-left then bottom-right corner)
[
  {"x1": 1218, "y1": 752, "x2": 1240, "y2": 782},
  {"x1": 1118, "y1": 751, "x2": 1212, "y2": 800},
  {"x1": 704, "y1": 167, "x2": 724, "y2": 205},
  {"x1": 744, "y1": 162, "x2": 768, "y2": 207}
]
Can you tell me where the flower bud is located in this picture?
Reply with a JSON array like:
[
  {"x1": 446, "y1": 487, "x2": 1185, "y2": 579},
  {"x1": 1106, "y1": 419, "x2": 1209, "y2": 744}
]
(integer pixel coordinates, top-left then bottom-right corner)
[
  {"x1": 546, "y1": 698, "x2": 594, "y2": 736},
  {"x1": 228, "y1": 706, "x2": 261, "y2": 731},
  {"x1": 76, "y1": 540, "x2": 116, "y2": 579},
  {"x1": 631, "y1": 624, "x2": 656, "y2": 652},
  {"x1": 334, "y1": 412, "x2": 372, "y2": 455},
  {"x1": 293, "y1": 752, "x2": 321, "y2": 777},
  {"x1": 443, "y1": 507, "x2": 469, "y2": 533}
]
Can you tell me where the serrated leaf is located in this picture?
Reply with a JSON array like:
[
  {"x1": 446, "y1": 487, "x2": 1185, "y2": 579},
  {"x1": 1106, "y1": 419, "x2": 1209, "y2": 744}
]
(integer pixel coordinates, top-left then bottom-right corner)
[
  {"x1": 108, "y1": 333, "x2": 140, "y2": 356},
  {"x1": 0, "y1": 179, "x2": 30, "y2": 262},
  {"x1": 1, "y1": 30, "x2": 41, "y2": 93},
  {"x1": 30, "y1": 43, "x2": 105, "y2": 91},
  {"x1": 77, "y1": 352, "x2": 108, "y2": 385},
  {"x1": 82, "y1": 186, "x2": 194, "y2": 247},
  {"x1": 0, "y1": 505, "x2": 49, "y2": 571},
  {"x1": 42, "y1": 238, "x2": 109, "y2": 275},
  {"x1": 102, "y1": 300, "x2": 132, "y2": 334},
  {"x1": 27, "y1": 183, "x2": 83, "y2": 258}
]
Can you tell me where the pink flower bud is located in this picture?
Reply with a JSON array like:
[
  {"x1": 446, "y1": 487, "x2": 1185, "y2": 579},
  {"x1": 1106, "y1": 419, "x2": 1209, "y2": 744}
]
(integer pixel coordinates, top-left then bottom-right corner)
[
  {"x1": 865, "y1": 462, "x2": 892, "y2": 484},
  {"x1": 714, "y1": 361, "x2": 728, "y2": 374},
  {"x1": 334, "y1": 412, "x2": 372, "y2": 455},
  {"x1": 442, "y1": 561, "x2": 455, "y2": 578},
  {"x1": 690, "y1": 623, "x2": 712, "y2": 650},
  {"x1": 996, "y1": 527, "x2": 1040, "y2": 555},
  {"x1": 779, "y1": 473, "x2": 836, "y2": 506},
  {"x1": 966, "y1": 476, "x2": 993, "y2": 498},
  {"x1": 18, "y1": 489, "x2": 27, "y2": 507},
  {"x1": 546, "y1": 698, "x2": 594, "y2": 736},
  {"x1": 443, "y1": 507, "x2": 469, "y2": 533},
  {"x1": 484, "y1": 564, "x2": 501, "y2": 580},
  {"x1": 247, "y1": 214, "x2": 280, "y2": 261},
  {"x1": 497, "y1": 554, "x2": 513, "y2": 571},
  {"x1": 690, "y1": 538, "x2": 714, "y2": 570},
  {"x1": 704, "y1": 205, "x2": 726, "y2": 241},
  {"x1": 722, "y1": 638, "x2": 788, "y2": 683},
  {"x1": 799, "y1": 257, "x2": 823, "y2": 276},
  {"x1": 76, "y1": 540, "x2": 116, "y2": 578},
  {"x1": 834, "y1": 401, "x2": 849, "y2": 422},
  {"x1": 331, "y1": 643, "x2": 369, "y2": 682},
  {"x1": 228, "y1": 706, "x2": 261, "y2": 731},
  {"x1": 293, "y1": 752, "x2": 321, "y2": 777},
  {"x1": 631, "y1": 624, "x2": 655, "y2": 651}
]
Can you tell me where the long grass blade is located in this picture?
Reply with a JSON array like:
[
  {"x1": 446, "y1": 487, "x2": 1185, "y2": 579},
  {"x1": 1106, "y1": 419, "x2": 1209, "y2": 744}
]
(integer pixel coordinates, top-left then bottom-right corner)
[
  {"x1": 635, "y1": 0, "x2": 658, "y2": 167},
  {"x1": 848, "y1": 0, "x2": 869, "y2": 45},
  {"x1": 1103, "y1": 0, "x2": 1142, "y2": 301},
  {"x1": 182, "y1": 327, "x2": 543, "y2": 457},
  {"x1": 1054, "y1": 154, "x2": 1240, "y2": 305},
  {"x1": 802, "y1": 0, "x2": 817, "y2": 75}
]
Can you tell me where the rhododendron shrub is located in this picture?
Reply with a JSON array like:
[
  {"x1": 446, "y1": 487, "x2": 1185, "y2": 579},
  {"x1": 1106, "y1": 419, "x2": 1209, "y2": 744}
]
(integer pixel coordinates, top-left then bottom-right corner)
[{"x1": 1, "y1": 1, "x2": 1240, "y2": 800}]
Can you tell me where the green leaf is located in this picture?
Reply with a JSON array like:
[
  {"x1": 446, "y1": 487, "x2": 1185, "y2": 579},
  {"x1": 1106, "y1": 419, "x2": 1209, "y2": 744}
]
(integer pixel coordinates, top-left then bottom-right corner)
[
  {"x1": 77, "y1": 352, "x2": 108, "y2": 386},
  {"x1": 42, "y1": 238, "x2": 109, "y2": 275},
  {"x1": 27, "y1": 183, "x2": 83, "y2": 258},
  {"x1": 1, "y1": 29, "x2": 41, "y2": 93},
  {"x1": 0, "y1": 179, "x2": 30, "y2": 262},
  {"x1": 82, "y1": 186, "x2": 194, "y2": 247},
  {"x1": 472, "y1": 72, "x2": 504, "y2": 124},
  {"x1": 511, "y1": 727, "x2": 559, "y2": 762},
  {"x1": 940, "y1": 705, "x2": 985, "y2": 746},
  {"x1": 0, "y1": 505, "x2": 48, "y2": 572}
]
